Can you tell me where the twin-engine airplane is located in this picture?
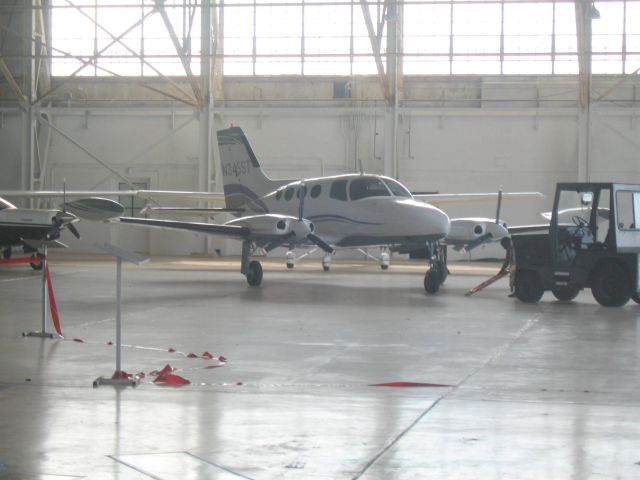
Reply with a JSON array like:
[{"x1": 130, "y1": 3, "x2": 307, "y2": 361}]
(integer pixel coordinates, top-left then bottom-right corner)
[
  {"x1": 117, "y1": 126, "x2": 540, "y2": 292},
  {"x1": 0, "y1": 196, "x2": 124, "y2": 269}
]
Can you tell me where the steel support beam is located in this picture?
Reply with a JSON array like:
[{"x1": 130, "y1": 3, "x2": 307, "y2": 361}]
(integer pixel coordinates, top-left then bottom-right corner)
[
  {"x1": 575, "y1": 0, "x2": 595, "y2": 182},
  {"x1": 155, "y1": 0, "x2": 204, "y2": 106},
  {"x1": 359, "y1": 0, "x2": 390, "y2": 103}
]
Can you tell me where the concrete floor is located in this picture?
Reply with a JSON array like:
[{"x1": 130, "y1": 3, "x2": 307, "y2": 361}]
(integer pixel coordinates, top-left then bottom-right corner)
[{"x1": 0, "y1": 253, "x2": 639, "y2": 479}]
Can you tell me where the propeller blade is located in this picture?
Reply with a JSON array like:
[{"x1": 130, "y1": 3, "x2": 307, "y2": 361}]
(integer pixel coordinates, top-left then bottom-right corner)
[
  {"x1": 460, "y1": 233, "x2": 493, "y2": 252},
  {"x1": 68, "y1": 223, "x2": 81, "y2": 239},
  {"x1": 298, "y1": 183, "x2": 307, "y2": 221},
  {"x1": 264, "y1": 232, "x2": 295, "y2": 252},
  {"x1": 307, "y1": 233, "x2": 334, "y2": 254},
  {"x1": 495, "y1": 188, "x2": 503, "y2": 224}
]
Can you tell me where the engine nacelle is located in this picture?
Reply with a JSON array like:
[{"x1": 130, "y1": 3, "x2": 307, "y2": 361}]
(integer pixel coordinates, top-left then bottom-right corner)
[
  {"x1": 225, "y1": 214, "x2": 313, "y2": 239},
  {"x1": 446, "y1": 218, "x2": 509, "y2": 247}
]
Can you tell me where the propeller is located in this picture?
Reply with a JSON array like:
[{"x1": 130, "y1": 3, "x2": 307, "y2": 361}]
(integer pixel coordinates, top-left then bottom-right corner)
[
  {"x1": 495, "y1": 188, "x2": 503, "y2": 225},
  {"x1": 51, "y1": 180, "x2": 81, "y2": 240},
  {"x1": 297, "y1": 183, "x2": 333, "y2": 253},
  {"x1": 264, "y1": 183, "x2": 334, "y2": 254}
]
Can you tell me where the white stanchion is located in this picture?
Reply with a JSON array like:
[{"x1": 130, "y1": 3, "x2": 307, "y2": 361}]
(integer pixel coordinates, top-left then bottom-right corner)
[{"x1": 93, "y1": 243, "x2": 149, "y2": 388}]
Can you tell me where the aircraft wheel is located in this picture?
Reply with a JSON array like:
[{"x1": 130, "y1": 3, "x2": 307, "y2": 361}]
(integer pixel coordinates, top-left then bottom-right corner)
[
  {"x1": 2, "y1": 247, "x2": 11, "y2": 259},
  {"x1": 246, "y1": 260, "x2": 263, "y2": 287},
  {"x1": 631, "y1": 292, "x2": 640, "y2": 304},
  {"x1": 424, "y1": 267, "x2": 441, "y2": 294},
  {"x1": 514, "y1": 270, "x2": 544, "y2": 303},
  {"x1": 438, "y1": 260, "x2": 448, "y2": 285},
  {"x1": 552, "y1": 287, "x2": 580, "y2": 301},
  {"x1": 286, "y1": 263, "x2": 294, "y2": 269},
  {"x1": 591, "y1": 262, "x2": 630, "y2": 307},
  {"x1": 380, "y1": 264, "x2": 389, "y2": 271},
  {"x1": 323, "y1": 265, "x2": 330, "y2": 272},
  {"x1": 30, "y1": 254, "x2": 43, "y2": 271}
]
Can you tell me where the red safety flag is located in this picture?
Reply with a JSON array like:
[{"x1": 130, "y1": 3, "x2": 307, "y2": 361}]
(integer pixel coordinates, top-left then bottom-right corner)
[{"x1": 44, "y1": 263, "x2": 63, "y2": 336}]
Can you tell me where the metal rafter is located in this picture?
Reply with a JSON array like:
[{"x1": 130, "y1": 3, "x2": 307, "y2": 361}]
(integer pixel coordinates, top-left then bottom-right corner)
[
  {"x1": 63, "y1": 0, "x2": 197, "y2": 106},
  {"x1": 0, "y1": 54, "x2": 27, "y2": 107},
  {"x1": 359, "y1": 0, "x2": 390, "y2": 104},
  {"x1": 154, "y1": 0, "x2": 204, "y2": 107},
  {"x1": 33, "y1": 9, "x2": 155, "y2": 106}
]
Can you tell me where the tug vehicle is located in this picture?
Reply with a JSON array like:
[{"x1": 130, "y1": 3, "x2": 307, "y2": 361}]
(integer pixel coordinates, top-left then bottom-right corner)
[{"x1": 511, "y1": 183, "x2": 640, "y2": 306}]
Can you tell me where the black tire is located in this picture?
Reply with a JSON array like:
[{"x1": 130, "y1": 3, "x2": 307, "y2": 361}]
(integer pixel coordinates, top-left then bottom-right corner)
[
  {"x1": 286, "y1": 263, "x2": 294, "y2": 269},
  {"x1": 438, "y1": 260, "x2": 448, "y2": 285},
  {"x1": 380, "y1": 264, "x2": 389, "y2": 271},
  {"x1": 590, "y1": 262, "x2": 631, "y2": 307},
  {"x1": 424, "y1": 268, "x2": 441, "y2": 294},
  {"x1": 514, "y1": 270, "x2": 544, "y2": 303},
  {"x1": 631, "y1": 292, "x2": 640, "y2": 305},
  {"x1": 2, "y1": 247, "x2": 11, "y2": 259},
  {"x1": 552, "y1": 287, "x2": 580, "y2": 301},
  {"x1": 30, "y1": 254, "x2": 43, "y2": 271},
  {"x1": 323, "y1": 265, "x2": 330, "y2": 272},
  {"x1": 246, "y1": 260, "x2": 263, "y2": 286}
]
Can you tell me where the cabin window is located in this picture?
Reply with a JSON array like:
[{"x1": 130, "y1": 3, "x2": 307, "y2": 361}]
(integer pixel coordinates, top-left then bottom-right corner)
[
  {"x1": 310, "y1": 184, "x2": 322, "y2": 198},
  {"x1": 383, "y1": 178, "x2": 412, "y2": 197},
  {"x1": 349, "y1": 177, "x2": 390, "y2": 201},
  {"x1": 284, "y1": 188, "x2": 294, "y2": 201},
  {"x1": 330, "y1": 180, "x2": 348, "y2": 201}
]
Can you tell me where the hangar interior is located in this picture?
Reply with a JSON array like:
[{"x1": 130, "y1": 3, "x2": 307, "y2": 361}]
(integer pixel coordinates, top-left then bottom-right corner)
[
  {"x1": 1, "y1": 1, "x2": 640, "y2": 479},
  {"x1": 1, "y1": 0, "x2": 639, "y2": 257}
]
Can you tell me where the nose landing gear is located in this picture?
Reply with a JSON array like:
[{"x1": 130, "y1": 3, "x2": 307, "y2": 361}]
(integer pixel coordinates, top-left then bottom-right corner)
[{"x1": 424, "y1": 242, "x2": 448, "y2": 294}]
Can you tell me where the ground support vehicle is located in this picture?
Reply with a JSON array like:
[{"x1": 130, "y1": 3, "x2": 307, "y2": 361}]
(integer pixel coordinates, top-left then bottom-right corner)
[{"x1": 511, "y1": 183, "x2": 640, "y2": 306}]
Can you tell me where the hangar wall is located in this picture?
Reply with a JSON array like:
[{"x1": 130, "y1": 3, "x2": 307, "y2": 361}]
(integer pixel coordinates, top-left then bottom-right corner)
[{"x1": 2, "y1": 75, "x2": 639, "y2": 257}]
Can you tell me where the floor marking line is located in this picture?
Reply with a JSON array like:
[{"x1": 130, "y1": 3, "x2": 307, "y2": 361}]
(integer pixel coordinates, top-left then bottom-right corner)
[
  {"x1": 185, "y1": 452, "x2": 257, "y2": 479},
  {"x1": 351, "y1": 393, "x2": 449, "y2": 480},
  {"x1": 107, "y1": 455, "x2": 165, "y2": 480},
  {"x1": 351, "y1": 315, "x2": 541, "y2": 480}
]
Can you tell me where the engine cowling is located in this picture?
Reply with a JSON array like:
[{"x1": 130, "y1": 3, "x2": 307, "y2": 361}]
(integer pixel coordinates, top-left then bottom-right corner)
[
  {"x1": 225, "y1": 214, "x2": 313, "y2": 239},
  {"x1": 446, "y1": 218, "x2": 509, "y2": 249}
]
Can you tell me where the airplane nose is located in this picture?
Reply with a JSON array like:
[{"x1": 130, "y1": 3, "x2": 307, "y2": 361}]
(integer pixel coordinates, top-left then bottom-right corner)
[
  {"x1": 407, "y1": 201, "x2": 450, "y2": 238},
  {"x1": 429, "y1": 206, "x2": 451, "y2": 237}
]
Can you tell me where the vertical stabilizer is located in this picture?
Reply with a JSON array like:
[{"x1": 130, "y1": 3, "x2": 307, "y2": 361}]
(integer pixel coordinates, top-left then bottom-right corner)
[{"x1": 217, "y1": 127, "x2": 290, "y2": 212}]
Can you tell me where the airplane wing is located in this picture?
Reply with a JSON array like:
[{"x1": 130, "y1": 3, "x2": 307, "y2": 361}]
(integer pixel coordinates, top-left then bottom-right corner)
[
  {"x1": 414, "y1": 192, "x2": 543, "y2": 207},
  {"x1": 139, "y1": 206, "x2": 243, "y2": 217},
  {"x1": 0, "y1": 189, "x2": 225, "y2": 203},
  {"x1": 119, "y1": 217, "x2": 250, "y2": 238}
]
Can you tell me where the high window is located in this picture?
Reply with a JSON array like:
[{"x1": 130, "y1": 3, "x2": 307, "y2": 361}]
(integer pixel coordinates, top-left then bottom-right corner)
[{"x1": 49, "y1": 1, "x2": 640, "y2": 77}]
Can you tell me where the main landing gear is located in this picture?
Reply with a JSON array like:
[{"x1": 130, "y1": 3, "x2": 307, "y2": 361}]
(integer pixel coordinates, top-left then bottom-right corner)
[
  {"x1": 241, "y1": 241, "x2": 263, "y2": 287},
  {"x1": 424, "y1": 242, "x2": 448, "y2": 294}
]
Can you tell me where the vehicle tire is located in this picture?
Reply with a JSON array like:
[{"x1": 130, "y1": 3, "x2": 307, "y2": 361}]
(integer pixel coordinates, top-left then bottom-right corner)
[
  {"x1": 323, "y1": 265, "x2": 330, "y2": 272},
  {"x1": 631, "y1": 292, "x2": 640, "y2": 305},
  {"x1": 424, "y1": 267, "x2": 441, "y2": 294},
  {"x1": 590, "y1": 262, "x2": 631, "y2": 307},
  {"x1": 246, "y1": 260, "x2": 263, "y2": 286},
  {"x1": 286, "y1": 263, "x2": 294, "y2": 269},
  {"x1": 30, "y1": 254, "x2": 43, "y2": 271},
  {"x1": 380, "y1": 264, "x2": 389, "y2": 271},
  {"x1": 552, "y1": 287, "x2": 580, "y2": 301},
  {"x1": 2, "y1": 247, "x2": 11, "y2": 259},
  {"x1": 514, "y1": 270, "x2": 544, "y2": 303}
]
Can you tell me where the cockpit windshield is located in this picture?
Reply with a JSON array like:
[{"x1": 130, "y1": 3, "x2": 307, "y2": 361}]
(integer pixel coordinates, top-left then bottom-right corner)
[
  {"x1": 383, "y1": 178, "x2": 412, "y2": 198},
  {"x1": 349, "y1": 177, "x2": 390, "y2": 201}
]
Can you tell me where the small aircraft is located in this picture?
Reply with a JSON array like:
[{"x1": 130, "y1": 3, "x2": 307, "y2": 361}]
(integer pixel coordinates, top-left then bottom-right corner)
[
  {"x1": 116, "y1": 126, "x2": 541, "y2": 292},
  {"x1": 0, "y1": 196, "x2": 124, "y2": 269}
]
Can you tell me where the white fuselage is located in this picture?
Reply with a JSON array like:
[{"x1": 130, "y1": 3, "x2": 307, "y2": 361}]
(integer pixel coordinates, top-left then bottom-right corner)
[{"x1": 241, "y1": 174, "x2": 451, "y2": 248}]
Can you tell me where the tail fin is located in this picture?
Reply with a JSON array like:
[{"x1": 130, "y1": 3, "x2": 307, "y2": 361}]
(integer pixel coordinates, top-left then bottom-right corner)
[{"x1": 217, "y1": 127, "x2": 289, "y2": 212}]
